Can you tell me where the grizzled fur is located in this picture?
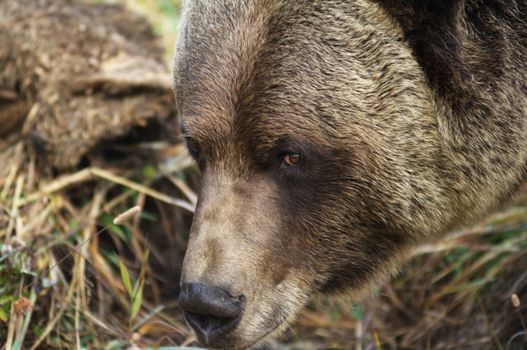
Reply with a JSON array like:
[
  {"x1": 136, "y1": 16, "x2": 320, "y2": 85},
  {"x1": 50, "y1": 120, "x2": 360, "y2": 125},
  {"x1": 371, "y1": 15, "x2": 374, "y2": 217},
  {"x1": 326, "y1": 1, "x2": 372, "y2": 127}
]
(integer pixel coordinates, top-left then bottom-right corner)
[{"x1": 173, "y1": 0, "x2": 527, "y2": 348}]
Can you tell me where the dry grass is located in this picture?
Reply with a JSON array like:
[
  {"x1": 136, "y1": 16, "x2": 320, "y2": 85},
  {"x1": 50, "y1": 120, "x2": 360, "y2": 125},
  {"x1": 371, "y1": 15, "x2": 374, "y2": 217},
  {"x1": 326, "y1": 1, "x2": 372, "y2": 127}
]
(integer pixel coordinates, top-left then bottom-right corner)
[
  {"x1": 0, "y1": 138, "x2": 198, "y2": 349},
  {"x1": 285, "y1": 203, "x2": 527, "y2": 349},
  {"x1": 2, "y1": 120, "x2": 526, "y2": 350}
]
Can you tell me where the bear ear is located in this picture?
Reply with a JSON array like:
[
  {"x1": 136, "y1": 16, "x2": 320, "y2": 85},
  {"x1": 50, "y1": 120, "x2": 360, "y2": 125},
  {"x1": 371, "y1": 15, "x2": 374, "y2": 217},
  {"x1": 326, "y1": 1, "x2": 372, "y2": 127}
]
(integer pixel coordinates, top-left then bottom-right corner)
[
  {"x1": 374, "y1": 0, "x2": 463, "y2": 34},
  {"x1": 373, "y1": 0, "x2": 466, "y2": 95}
]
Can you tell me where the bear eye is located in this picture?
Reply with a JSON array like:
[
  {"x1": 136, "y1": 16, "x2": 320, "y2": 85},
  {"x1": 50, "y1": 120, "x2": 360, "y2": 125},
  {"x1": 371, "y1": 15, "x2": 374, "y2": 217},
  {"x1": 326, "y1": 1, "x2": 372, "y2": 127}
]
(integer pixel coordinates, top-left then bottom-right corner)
[
  {"x1": 185, "y1": 137, "x2": 202, "y2": 161},
  {"x1": 281, "y1": 152, "x2": 302, "y2": 167}
]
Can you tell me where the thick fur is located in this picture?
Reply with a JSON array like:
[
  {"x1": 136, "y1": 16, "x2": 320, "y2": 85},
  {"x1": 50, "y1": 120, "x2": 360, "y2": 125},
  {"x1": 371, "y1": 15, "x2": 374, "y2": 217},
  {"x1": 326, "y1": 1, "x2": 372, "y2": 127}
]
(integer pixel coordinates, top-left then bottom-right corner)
[{"x1": 173, "y1": 1, "x2": 527, "y2": 348}]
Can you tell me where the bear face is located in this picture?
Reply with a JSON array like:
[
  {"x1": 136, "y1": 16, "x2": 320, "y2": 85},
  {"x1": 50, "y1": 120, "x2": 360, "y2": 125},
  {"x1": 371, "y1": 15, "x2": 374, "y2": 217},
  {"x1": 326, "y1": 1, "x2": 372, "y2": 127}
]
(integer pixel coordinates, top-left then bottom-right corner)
[{"x1": 173, "y1": 0, "x2": 527, "y2": 348}]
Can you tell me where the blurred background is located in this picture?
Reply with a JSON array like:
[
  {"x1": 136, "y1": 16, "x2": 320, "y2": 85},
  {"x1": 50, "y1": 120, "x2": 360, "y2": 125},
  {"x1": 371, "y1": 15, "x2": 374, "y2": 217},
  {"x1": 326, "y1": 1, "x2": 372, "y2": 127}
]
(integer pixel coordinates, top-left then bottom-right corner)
[{"x1": 0, "y1": 0, "x2": 526, "y2": 349}]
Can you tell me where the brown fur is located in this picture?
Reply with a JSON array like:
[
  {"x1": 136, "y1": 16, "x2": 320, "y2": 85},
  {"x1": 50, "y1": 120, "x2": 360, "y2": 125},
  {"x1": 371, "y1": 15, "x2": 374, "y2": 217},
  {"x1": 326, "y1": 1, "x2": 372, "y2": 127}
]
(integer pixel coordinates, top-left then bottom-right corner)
[{"x1": 173, "y1": 0, "x2": 527, "y2": 348}]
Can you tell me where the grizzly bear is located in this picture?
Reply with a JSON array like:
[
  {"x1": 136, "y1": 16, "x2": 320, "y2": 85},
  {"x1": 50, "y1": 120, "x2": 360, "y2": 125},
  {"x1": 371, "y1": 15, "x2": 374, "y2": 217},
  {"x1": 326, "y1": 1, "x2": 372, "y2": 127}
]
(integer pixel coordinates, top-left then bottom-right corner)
[{"x1": 173, "y1": 0, "x2": 527, "y2": 348}]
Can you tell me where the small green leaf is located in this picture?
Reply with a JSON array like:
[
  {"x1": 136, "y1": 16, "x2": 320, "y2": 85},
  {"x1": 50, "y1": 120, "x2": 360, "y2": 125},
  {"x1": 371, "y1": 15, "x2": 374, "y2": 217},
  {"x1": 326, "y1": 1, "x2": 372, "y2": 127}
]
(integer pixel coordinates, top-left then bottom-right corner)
[
  {"x1": 118, "y1": 260, "x2": 133, "y2": 298},
  {"x1": 69, "y1": 218, "x2": 80, "y2": 232},
  {"x1": 100, "y1": 214, "x2": 130, "y2": 242},
  {"x1": 0, "y1": 306, "x2": 9, "y2": 321},
  {"x1": 130, "y1": 283, "x2": 143, "y2": 320},
  {"x1": 109, "y1": 224, "x2": 129, "y2": 242},
  {"x1": 139, "y1": 211, "x2": 157, "y2": 222},
  {"x1": 132, "y1": 275, "x2": 141, "y2": 298},
  {"x1": 143, "y1": 249, "x2": 150, "y2": 263},
  {"x1": 103, "y1": 250, "x2": 120, "y2": 267},
  {"x1": 0, "y1": 295, "x2": 15, "y2": 305},
  {"x1": 32, "y1": 324, "x2": 44, "y2": 338},
  {"x1": 133, "y1": 257, "x2": 147, "y2": 297},
  {"x1": 142, "y1": 165, "x2": 158, "y2": 180},
  {"x1": 104, "y1": 340, "x2": 125, "y2": 350}
]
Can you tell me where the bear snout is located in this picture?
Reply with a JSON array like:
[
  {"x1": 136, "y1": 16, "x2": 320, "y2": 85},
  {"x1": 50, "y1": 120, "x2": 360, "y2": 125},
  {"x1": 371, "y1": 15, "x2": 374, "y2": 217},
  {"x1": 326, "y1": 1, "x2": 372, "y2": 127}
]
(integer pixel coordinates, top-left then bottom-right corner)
[{"x1": 178, "y1": 282, "x2": 245, "y2": 346}]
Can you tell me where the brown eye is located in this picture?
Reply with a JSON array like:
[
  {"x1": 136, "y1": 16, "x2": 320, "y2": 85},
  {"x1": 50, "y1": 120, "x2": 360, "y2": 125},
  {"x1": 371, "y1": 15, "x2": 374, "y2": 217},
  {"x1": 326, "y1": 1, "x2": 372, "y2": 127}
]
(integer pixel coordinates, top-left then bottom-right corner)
[
  {"x1": 185, "y1": 137, "x2": 201, "y2": 160},
  {"x1": 282, "y1": 153, "x2": 301, "y2": 166}
]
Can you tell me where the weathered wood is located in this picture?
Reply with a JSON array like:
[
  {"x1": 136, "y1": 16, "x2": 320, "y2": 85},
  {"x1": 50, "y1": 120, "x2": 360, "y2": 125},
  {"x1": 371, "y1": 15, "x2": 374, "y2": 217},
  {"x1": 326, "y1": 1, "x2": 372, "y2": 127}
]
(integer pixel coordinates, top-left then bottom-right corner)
[{"x1": 0, "y1": 0, "x2": 175, "y2": 169}]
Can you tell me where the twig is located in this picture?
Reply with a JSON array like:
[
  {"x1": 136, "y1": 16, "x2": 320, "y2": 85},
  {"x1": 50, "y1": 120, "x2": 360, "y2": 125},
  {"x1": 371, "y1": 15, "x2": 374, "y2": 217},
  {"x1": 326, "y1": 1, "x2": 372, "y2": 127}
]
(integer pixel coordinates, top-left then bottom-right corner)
[
  {"x1": 0, "y1": 160, "x2": 19, "y2": 200},
  {"x1": 6, "y1": 176, "x2": 24, "y2": 242},
  {"x1": 19, "y1": 167, "x2": 194, "y2": 212}
]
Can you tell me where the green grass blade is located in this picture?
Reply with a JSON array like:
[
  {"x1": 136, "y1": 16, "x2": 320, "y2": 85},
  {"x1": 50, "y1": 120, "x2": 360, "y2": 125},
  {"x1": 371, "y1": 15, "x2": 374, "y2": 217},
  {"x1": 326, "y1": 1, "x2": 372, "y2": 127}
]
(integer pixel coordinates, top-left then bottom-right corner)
[
  {"x1": 118, "y1": 259, "x2": 133, "y2": 298},
  {"x1": 130, "y1": 283, "x2": 143, "y2": 320}
]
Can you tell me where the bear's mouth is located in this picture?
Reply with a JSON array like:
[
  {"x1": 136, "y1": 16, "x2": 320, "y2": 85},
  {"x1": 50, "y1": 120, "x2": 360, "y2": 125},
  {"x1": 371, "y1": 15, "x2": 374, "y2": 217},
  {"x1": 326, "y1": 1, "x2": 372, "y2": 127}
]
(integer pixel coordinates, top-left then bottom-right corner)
[
  {"x1": 241, "y1": 321, "x2": 286, "y2": 350},
  {"x1": 185, "y1": 311, "x2": 241, "y2": 338},
  {"x1": 239, "y1": 305, "x2": 294, "y2": 349}
]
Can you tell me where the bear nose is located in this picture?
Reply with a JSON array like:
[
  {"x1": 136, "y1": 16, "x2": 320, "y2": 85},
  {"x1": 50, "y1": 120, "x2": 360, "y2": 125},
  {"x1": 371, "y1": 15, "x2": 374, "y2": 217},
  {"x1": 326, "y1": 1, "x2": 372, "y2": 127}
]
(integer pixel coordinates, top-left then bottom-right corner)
[{"x1": 178, "y1": 283, "x2": 244, "y2": 344}]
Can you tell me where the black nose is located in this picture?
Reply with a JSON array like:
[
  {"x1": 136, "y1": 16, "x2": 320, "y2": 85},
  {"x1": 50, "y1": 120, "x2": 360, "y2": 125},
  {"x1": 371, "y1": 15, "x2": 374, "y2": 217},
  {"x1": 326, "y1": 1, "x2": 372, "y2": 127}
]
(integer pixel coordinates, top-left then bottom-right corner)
[{"x1": 178, "y1": 283, "x2": 244, "y2": 344}]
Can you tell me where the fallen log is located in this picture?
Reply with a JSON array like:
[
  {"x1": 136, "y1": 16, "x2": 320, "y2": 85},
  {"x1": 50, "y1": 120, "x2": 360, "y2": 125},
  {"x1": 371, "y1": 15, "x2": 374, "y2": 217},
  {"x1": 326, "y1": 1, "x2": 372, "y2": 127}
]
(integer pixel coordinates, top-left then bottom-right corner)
[{"x1": 0, "y1": 0, "x2": 175, "y2": 171}]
